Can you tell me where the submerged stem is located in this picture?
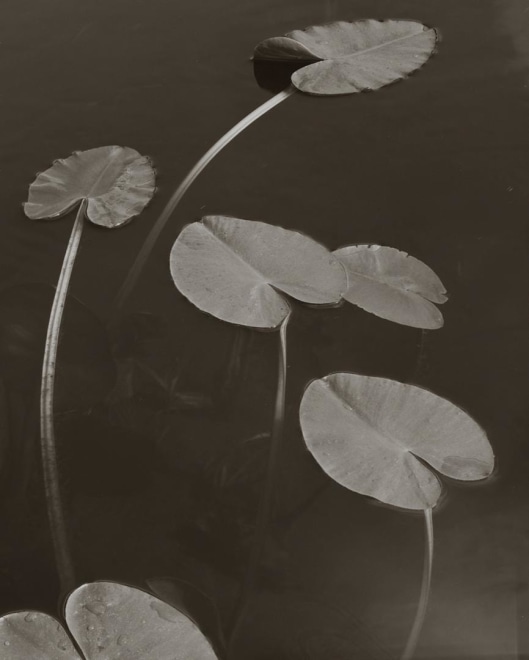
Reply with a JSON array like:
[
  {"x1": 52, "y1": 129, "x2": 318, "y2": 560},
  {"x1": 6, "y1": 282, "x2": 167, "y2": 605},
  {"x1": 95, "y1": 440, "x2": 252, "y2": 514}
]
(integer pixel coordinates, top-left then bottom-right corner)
[
  {"x1": 226, "y1": 314, "x2": 290, "y2": 656},
  {"x1": 401, "y1": 508, "x2": 434, "y2": 660},
  {"x1": 113, "y1": 87, "x2": 295, "y2": 316},
  {"x1": 41, "y1": 199, "x2": 87, "y2": 592}
]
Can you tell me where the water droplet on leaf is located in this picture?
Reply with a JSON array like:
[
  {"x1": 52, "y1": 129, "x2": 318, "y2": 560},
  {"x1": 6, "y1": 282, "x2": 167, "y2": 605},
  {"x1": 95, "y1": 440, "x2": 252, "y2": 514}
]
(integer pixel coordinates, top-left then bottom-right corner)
[
  {"x1": 85, "y1": 601, "x2": 106, "y2": 616},
  {"x1": 150, "y1": 601, "x2": 179, "y2": 623}
]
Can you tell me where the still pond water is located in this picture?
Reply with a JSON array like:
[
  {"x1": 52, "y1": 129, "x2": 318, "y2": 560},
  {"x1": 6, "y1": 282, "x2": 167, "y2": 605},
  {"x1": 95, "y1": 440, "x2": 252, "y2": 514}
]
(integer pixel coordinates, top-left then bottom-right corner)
[{"x1": 0, "y1": 0, "x2": 528, "y2": 657}]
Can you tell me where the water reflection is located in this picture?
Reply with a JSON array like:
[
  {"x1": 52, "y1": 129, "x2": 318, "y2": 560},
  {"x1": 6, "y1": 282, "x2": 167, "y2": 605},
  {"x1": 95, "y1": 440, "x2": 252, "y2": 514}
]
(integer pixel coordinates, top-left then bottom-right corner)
[{"x1": 495, "y1": 0, "x2": 529, "y2": 79}]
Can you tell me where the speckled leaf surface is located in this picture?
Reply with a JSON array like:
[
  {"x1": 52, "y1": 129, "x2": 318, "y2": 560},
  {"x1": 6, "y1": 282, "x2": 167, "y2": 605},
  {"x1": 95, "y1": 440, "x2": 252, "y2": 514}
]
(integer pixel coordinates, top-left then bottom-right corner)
[
  {"x1": 299, "y1": 373, "x2": 494, "y2": 510},
  {"x1": 254, "y1": 19, "x2": 438, "y2": 95},
  {"x1": 333, "y1": 245, "x2": 447, "y2": 329},
  {"x1": 0, "y1": 583, "x2": 218, "y2": 659},
  {"x1": 0, "y1": 611, "x2": 81, "y2": 659},
  {"x1": 24, "y1": 146, "x2": 155, "y2": 228},
  {"x1": 65, "y1": 582, "x2": 218, "y2": 660},
  {"x1": 170, "y1": 216, "x2": 346, "y2": 328}
]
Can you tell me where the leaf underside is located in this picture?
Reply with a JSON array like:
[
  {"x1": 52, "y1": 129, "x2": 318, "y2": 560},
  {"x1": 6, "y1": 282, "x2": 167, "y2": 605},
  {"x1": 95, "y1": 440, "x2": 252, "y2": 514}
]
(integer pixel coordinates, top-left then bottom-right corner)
[
  {"x1": 0, "y1": 582, "x2": 218, "y2": 659},
  {"x1": 333, "y1": 244, "x2": 447, "y2": 329},
  {"x1": 24, "y1": 145, "x2": 156, "y2": 228},
  {"x1": 254, "y1": 19, "x2": 438, "y2": 96},
  {"x1": 299, "y1": 373, "x2": 494, "y2": 510},
  {"x1": 170, "y1": 215, "x2": 346, "y2": 329}
]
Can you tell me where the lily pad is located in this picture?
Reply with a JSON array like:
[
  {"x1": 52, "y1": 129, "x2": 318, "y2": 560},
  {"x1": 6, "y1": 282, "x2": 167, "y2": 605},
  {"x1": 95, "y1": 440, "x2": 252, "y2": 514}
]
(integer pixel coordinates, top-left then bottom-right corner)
[
  {"x1": 299, "y1": 373, "x2": 494, "y2": 510},
  {"x1": 170, "y1": 216, "x2": 346, "y2": 328},
  {"x1": 24, "y1": 146, "x2": 156, "y2": 228},
  {"x1": 0, "y1": 582, "x2": 218, "y2": 659},
  {"x1": 333, "y1": 245, "x2": 447, "y2": 329},
  {"x1": 254, "y1": 19, "x2": 438, "y2": 96},
  {"x1": 0, "y1": 611, "x2": 81, "y2": 659}
]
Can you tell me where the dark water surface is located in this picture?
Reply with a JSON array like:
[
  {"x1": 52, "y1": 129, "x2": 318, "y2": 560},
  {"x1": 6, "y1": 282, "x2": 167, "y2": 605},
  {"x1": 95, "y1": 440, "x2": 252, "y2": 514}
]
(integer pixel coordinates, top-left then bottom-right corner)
[{"x1": 0, "y1": 0, "x2": 528, "y2": 657}]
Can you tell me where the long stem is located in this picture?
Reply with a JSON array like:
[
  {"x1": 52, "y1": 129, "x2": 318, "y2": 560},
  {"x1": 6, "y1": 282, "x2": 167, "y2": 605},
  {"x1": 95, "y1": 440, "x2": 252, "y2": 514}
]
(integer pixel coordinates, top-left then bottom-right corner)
[
  {"x1": 40, "y1": 199, "x2": 87, "y2": 592},
  {"x1": 113, "y1": 87, "x2": 295, "y2": 317},
  {"x1": 401, "y1": 508, "x2": 434, "y2": 660},
  {"x1": 226, "y1": 314, "x2": 290, "y2": 657}
]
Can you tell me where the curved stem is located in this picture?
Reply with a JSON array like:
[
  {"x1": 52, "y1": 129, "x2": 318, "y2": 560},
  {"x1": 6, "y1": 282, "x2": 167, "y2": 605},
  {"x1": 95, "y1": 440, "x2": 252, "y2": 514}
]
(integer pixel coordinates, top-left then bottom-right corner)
[
  {"x1": 112, "y1": 87, "x2": 296, "y2": 317},
  {"x1": 226, "y1": 314, "x2": 290, "y2": 657},
  {"x1": 41, "y1": 199, "x2": 87, "y2": 592},
  {"x1": 401, "y1": 508, "x2": 434, "y2": 660}
]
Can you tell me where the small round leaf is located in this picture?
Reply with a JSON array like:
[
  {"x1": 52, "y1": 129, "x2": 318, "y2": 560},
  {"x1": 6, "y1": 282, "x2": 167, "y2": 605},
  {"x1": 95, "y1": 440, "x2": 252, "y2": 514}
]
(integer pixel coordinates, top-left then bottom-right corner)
[
  {"x1": 333, "y1": 245, "x2": 447, "y2": 329},
  {"x1": 299, "y1": 373, "x2": 494, "y2": 510},
  {"x1": 254, "y1": 19, "x2": 438, "y2": 96},
  {"x1": 24, "y1": 146, "x2": 156, "y2": 228},
  {"x1": 170, "y1": 216, "x2": 346, "y2": 328}
]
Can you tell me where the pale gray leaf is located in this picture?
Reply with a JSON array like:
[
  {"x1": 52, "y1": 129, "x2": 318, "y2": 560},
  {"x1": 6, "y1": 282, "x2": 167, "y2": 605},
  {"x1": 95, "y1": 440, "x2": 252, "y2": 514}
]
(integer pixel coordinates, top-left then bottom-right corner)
[
  {"x1": 25, "y1": 146, "x2": 156, "y2": 228},
  {"x1": 170, "y1": 216, "x2": 346, "y2": 329},
  {"x1": 333, "y1": 244, "x2": 447, "y2": 329},
  {"x1": 0, "y1": 611, "x2": 81, "y2": 659},
  {"x1": 254, "y1": 19, "x2": 438, "y2": 96},
  {"x1": 299, "y1": 373, "x2": 494, "y2": 510},
  {"x1": 65, "y1": 581, "x2": 218, "y2": 660}
]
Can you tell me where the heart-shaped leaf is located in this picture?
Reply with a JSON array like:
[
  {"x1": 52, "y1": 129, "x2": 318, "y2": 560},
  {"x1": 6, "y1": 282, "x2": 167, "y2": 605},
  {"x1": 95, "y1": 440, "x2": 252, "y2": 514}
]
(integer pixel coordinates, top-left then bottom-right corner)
[
  {"x1": 170, "y1": 216, "x2": 346, "y2": 328},
  {"x1": 65, "y1": 582, "x2": 218, "y2": 659},
  {"x1": 299, "y1": 373, "x2": 494, "y2": 510},
  {"x1": 254, "y1": 19, "x2": 438, "y2": 96},
  {"x1": 0, "y1": 611, "x2": 81, "y2": 659},
  {"x1": 333, "y1": 245, "x2": 447, "y2": 329},
  {"x1": 24, "y1": 146, "x2": 156, "y2": 228}
]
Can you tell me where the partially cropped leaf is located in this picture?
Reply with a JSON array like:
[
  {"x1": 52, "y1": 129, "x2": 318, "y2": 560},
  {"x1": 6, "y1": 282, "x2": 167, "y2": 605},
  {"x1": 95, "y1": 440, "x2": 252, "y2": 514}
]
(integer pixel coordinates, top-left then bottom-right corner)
[
  {"x1": 333, "y1": 245, "x2": 447, "y2": 329},
  {"x1": 24, "y1": 146, "x2": 155, "y2": 228},
  {"x1": 65, "y1": 582, "x2": 217, "y2": 659},
  {"x1": 0, "y1": 612, "x2": 81, "y2": 659},
  {"x1": 170, "y1": 216, "x2": 346, "y2": 328},
  {"x1": 0, "y1": 582, "x2": 218, "y2": 659},
  {"x1": 299, "y1": 373, "x2": 494, "y2": 510},
  {"x1": 254, "y1": 19, "x2": 438, "y2": 96}
]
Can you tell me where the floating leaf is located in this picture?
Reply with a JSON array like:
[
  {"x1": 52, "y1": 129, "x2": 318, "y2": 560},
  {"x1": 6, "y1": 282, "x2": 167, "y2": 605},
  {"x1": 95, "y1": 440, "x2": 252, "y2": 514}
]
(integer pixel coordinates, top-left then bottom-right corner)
[
  {"x1": 333, "y1": 245, "x2": 447, "y2": 329},
  {"x1": 0, "y1": 611, "x2": 81, "y2": 659},
  {"x1": 24, "y1": 146, "x2": 155, "y2": 228},
  {"x1": 23, "y1": 147, "x2": 155, "y2": 592},
  {"x1": 65, "y1": 582, "x2": 217, "y2": 659},
  {"x1": 0, "y1": 582, "x2": 218, "y2": 659},
  {"x1": 254, "y1": 19, "x2": 438, "y2": 96},
  {"x1": 170, "y1": 216, "x2": 346, "y2": 328},
  {"x1": 299, "y1": 373, "x2": 494, "y2": 510}
]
